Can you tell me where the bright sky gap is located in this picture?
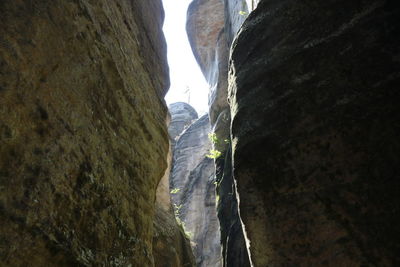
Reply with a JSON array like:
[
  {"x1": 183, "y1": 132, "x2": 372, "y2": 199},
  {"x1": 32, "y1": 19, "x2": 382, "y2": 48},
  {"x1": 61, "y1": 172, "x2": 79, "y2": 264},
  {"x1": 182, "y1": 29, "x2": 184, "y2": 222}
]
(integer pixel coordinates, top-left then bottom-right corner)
[{"x1": 162, "y1": 0, "x2": 209, "y2": 115}]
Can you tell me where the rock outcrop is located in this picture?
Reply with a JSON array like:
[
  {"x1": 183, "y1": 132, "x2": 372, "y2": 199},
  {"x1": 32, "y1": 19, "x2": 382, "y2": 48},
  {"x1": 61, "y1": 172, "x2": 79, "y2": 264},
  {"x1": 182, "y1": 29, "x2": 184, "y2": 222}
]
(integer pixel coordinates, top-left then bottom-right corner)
[
  {"x1": 169, "y1": 105, "x2": 222, "y2": 267},
  {"x1": 186, "y1": 0, "x2": 250, "y2": 266},
  {"x1": 152, "y1": 203, "x2": 195, "y2": 267},
  {"x1": 153, "y1": 142, "x2": 195, "y2": 267},
  {"x1": 215, "y1": 147, "x2": 250, "y2": 267},
  {"x1": 229, "y1": 0, "x2": 400, "y2": 265},
  {"x1": 168, "y1": 102, "x2": 198, "y2": 146},
  {"x1": 187, "y1": 0, "x2": 400, "y2": 266},
  {"x1": 0, "y1": 0, "x2": 194, "y2": 266}
]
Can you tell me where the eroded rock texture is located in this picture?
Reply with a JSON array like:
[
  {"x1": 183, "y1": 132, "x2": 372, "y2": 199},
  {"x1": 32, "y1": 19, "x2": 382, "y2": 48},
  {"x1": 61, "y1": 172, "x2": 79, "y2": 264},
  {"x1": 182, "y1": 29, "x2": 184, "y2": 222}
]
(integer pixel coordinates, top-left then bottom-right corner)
[
  {"x1": 153, "y1": 203, "x2": 195, "y2": 267},
  {"x1": 168, "y1": 102, "x2": 198, "y2": 147},
  {"x1": 153, "y1": 142, "x2": 195, "y2": 267},
  {"x1": 169, "y1": 108, "x2": 222, "y2": 267},
  {"x1": 0, "y1": 0, "x2": 193, "y2": 266},
  {"x1": 229, "y1": 0, "x2": 400, "y2": 265},
  {"x1": 186, "y1": 0, "x2": 250, "y2": 266},
  {"x1": 215, "y1": 146, "x2": 250, "y2": 267}
]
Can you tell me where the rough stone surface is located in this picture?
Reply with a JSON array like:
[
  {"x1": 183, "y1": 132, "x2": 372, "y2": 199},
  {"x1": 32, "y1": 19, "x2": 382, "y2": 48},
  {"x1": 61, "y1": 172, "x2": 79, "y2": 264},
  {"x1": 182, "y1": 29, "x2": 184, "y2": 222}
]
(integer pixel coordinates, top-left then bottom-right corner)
[
  {"x1": 186, "y1": 0, "x2": 225, "y2": 83},
  {"x1": 169, "y1": 114, "x2": 222, "y2": 267},
  {"x1": 187, "y1": 0, "x2": 232, "y2": 125},
  {"x1": 186, "y1": 1, "x2": 250, "y2": 266},
  {"x1": 153, "y1": 115, "x2": 195, "y2": 267},
  {"x1": 155, "y1": 143, "x2": 173, "y2": 212},
  {"x1": 224, "y1": 0, "x2": 249, "y2": 45},
  {"x1": 0, "y1": 0, "x2": 193, "y2": 266},
  {"x1": 168, "y1": 102, "x2": 198, "y2": 146},
  {"x1": 229, "y1": 0, "x2": 400, "y2": 265},
  {"x1": 215, "y1": 147, "x2": 250, "y2": 267},
  {"x1": 153, "y1": 204, "x2": 195, "y2": 267}
]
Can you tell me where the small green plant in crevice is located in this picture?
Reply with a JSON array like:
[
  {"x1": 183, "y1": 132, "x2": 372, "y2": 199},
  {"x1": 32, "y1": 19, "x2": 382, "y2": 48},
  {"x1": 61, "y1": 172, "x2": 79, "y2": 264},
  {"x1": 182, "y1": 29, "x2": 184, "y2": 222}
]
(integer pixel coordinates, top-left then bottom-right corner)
[
  {"x1": 170, "y1": 188, "x2": 180, "y2": 194},
  {"x1": 176, "y1": 216, "x2": 184, "y2": 226},
  {"x1": 174, "y1": 203, "x2": 182, "y2": 216},
  {"x1": 176, "y1": 216, "x2": 193, "y2": 239},
  {"x1": 206, "y1": 149, "x2": 222, "y2": 159},
  {"x1": 207, "y1": 132, "x2": 222, "y2": 159},
  {"x1": 185, "y1": 230, "x2": 193, "y2": 239},
  {"x1": 208, "y1": 132, "x2": 218, "y2": 144},
  {"x1": 239, "y1": 10, "x2": 247, "y2": 16}
]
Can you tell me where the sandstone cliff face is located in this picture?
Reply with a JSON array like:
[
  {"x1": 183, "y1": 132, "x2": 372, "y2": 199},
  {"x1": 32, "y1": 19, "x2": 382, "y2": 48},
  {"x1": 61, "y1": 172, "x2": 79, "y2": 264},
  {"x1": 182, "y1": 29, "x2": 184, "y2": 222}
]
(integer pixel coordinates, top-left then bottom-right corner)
[
  {"x1": 168, "y1": 108, "x2": 222, "y2": 267},
  {"x1": 153, "y1": 197, "x2": 195, "y2": 267},
  {"x1": 153, "y1": 203, "x2": 195, "y2": 267},
  {"x1": 0, "y1": 0, "x2": 193, "y2": 266},
  {"x1": 215, "y1": 147, "x2": 250, "y2": 267},
  {"x1": 186, "y1": 1, "x2": 250, "y2": 266},
  {"x1": 229, "y1": 0, "x2": 400, "y2": 265},
  {"x1": 168, "y1": 102, "x2": 198, "y2": 146},
  {"x1": 153, "y1": 141, "x2": 195, "y2": 267}
]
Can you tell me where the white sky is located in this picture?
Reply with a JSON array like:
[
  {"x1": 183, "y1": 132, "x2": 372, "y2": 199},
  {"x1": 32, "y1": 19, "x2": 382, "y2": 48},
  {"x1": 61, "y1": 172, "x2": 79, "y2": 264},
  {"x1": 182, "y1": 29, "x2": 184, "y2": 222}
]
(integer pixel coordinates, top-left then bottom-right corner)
[{"x1": 162, "y1": 0, "x2": 209, "y2": 115}]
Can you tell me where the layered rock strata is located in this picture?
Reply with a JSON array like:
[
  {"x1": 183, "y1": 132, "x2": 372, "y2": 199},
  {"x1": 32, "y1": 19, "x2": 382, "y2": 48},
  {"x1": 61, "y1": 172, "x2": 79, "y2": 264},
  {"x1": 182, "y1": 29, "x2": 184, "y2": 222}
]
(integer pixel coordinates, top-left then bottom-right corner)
[
  {"x1": 229, "y1": 0, "x2": 400, "y2": 265},
  {"x1": 169, "y1": 106, "x2": 222, "y2": 267},
  {"x1": 0, "y1": 0, "x2": 193, "y2": 266}
]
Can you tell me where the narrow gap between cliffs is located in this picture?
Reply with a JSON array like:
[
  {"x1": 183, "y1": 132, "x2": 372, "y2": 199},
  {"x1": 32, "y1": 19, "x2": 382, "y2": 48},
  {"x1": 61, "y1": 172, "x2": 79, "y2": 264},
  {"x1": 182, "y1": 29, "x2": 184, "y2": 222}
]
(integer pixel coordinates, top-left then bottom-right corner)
[{"x1": 161, "y1": 0, "x2": 223, "y2": 266}]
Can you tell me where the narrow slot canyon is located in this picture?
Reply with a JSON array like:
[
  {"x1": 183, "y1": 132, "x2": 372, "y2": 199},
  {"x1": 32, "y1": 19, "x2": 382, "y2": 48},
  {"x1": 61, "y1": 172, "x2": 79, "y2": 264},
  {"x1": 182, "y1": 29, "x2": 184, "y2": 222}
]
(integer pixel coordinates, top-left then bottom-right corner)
[{"x1": 1, "y1": 1, "x2": 399, "y2": 267}]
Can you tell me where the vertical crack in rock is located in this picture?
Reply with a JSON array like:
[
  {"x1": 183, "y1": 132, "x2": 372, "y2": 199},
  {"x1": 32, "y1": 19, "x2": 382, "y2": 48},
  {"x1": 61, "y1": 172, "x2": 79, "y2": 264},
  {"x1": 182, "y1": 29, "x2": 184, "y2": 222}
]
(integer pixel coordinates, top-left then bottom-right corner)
[
  {"x1": 168, "y1": 102, "x2": 222, "y2": 267},
  {"x1": 2, "y1": 0, "x2": 399, "y2": 265},
  {"x1": 186, "y1": 0, "x2": 400, "y2": 266},
  {"x1": 186, "y1": 0, "x2": 251, "y2": 266}
]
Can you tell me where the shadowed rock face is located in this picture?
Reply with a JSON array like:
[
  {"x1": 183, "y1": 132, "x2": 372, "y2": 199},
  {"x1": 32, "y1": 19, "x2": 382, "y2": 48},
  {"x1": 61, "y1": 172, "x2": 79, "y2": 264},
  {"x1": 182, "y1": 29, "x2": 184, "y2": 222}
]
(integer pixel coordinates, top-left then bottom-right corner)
[
  {"x1": 153, "y1": 203, "x2": 195, "y2": 267},
  {"x1": 229, "y1": 0, "x2": 400, "y2": 265},
  {"x1": 215, "y1": 147, "x2": 250, "y2": 267},
  {"x1": 169, "y1": 112, "x2": 222, "y2": 267},
  {"x1": 0, "y1": 0, "x2": 194, "y2": 266}
]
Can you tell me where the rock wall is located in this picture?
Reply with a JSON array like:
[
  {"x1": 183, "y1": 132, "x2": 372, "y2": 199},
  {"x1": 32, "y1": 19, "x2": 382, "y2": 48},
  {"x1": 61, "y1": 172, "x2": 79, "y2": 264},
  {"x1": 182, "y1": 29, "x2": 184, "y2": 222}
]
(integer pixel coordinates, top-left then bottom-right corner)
[
  {"x1": 229, "y1": 0, "x2": 400, "y2": 265},
  {"x1": 168, "y1": 105, "x2": 222, "y2": 267},
  {"x1": 0, "y1": 0, "x2": 193, "y2": 266},
  {"x1": 187, "y1": 0, "x2": 400, "y2": 266},
  {"x1": 153, "y1": 135, "x2": 195, "y2": 267},
  {"x1": 168, "y1": 102, "x2": 198, "y2": 146},
  {"x1": 186, "y1": 0, "x2": 250, "y2": 266},
  {"x1": 153, "y1": 203, "x2": 195, "y2": 267},
  {"x1": 215, "y1": 146, "x2": 250, "y2": 267}
]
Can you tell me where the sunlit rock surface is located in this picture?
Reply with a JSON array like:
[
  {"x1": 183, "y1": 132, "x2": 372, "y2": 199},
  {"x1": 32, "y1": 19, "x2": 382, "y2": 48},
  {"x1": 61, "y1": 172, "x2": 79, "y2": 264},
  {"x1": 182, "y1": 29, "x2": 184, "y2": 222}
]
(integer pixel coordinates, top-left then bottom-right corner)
[
  {"x1": 168, "y1": 106, "x2": 222, "y2": 267},
  {"x1": 229, "y1": 0, "x2": 400, "y2": 265},
  {"x1": 0, "y1": 0, "x2": 194, "y2": 266}
]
